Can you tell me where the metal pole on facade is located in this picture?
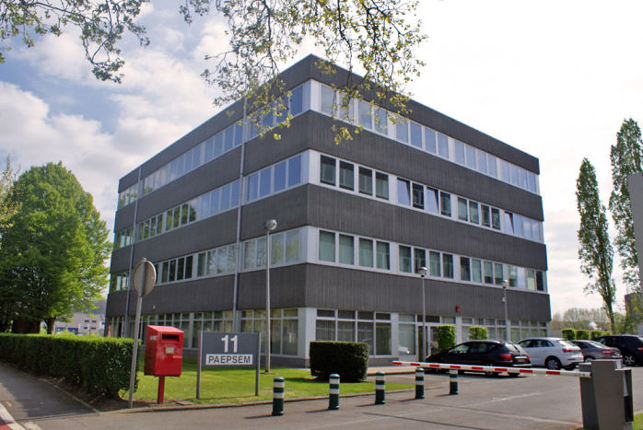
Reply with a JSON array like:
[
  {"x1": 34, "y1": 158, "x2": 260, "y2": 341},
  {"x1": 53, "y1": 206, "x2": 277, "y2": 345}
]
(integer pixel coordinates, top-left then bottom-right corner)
[
  {"x1": 418, "y1": 267, "x2": 428, "y2": 359},
  {"x1": 502, "y1": 280, "x2": 509, "y2": 342},
  {"x1": 264, "y1": 219, "x2": 277, "y2": 373}
]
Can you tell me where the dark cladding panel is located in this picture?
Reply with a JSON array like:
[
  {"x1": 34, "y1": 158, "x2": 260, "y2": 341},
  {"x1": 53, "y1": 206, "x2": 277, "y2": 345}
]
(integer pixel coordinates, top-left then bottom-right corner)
[{"x1": 237, "y1": 265, "x2": 307, "y2": 310}]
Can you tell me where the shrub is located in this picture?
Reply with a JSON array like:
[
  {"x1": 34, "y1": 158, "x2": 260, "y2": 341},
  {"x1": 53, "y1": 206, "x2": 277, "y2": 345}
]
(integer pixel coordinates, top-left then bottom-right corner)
[
  {"x1": 561, "y1": 328, "x2": 576, "y2": 340},
  {"x1": 0, "y1": 333, "x2": 134, "y2": 398},
  {"x1": 591, "y1": 330, "x2": 605, "y2": 340},
  {"x1": 575, "y1": 329, "x2": 590, "y2": 340},
  {"x1": 436, "y1": 325, "x2": 456, "y2": 352},
  {"x1": 469, "y1": 326, "x2": 488, "y2": 340},
  {"x1": 309, "y1": 341, "x2": 369, "y2": 382}
]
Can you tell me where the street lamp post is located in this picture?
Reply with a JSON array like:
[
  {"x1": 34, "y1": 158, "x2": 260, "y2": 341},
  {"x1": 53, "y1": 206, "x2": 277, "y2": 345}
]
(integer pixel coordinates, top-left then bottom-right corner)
[
  {"x1": 501, "y1": 279, "x2": 509, "y2": 342},
  {"x1": 264, "y1": 219, "x2": 277, "y2": 373},
  {"x1": 418, "y1": 267, "x2": 428, "y2": 360}
]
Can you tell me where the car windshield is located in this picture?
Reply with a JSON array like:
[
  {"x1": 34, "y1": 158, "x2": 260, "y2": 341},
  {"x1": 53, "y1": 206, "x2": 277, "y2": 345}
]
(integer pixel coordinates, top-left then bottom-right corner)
[{"x1": 583, "y1": 340, "x2": 607, "y2": 348}]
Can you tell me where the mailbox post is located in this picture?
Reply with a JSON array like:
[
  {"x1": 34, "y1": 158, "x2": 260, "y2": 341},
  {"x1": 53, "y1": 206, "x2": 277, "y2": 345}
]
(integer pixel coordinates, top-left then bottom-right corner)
[{"x1": 144, "y1": 325, "x2": 184, "y2": 404}]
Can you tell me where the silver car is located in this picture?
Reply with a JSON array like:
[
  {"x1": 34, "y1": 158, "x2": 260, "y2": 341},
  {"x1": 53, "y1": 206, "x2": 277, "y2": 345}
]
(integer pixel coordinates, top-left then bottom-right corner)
[
  {"x1": 518, "y1": 337, "x2": 584, "y2": 370},
  {"x1": 571, "y1": 340, "x2": 622, "y2": 363}
]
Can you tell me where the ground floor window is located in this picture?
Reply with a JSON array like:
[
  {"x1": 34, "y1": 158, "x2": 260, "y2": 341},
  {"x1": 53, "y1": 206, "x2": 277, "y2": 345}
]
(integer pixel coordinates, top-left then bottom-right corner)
[
  {"x1": 315, "y1": 310, "x2": 392, "y2": 356},
  {"x1": 240, "y1": 308, "x2": 299, "y2": 356}
]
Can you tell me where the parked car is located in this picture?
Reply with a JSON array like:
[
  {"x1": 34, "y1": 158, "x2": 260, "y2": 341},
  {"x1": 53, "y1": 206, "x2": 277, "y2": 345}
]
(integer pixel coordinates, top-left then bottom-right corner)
[
  {"x1": 571, "y1": 339, "x2": 622, "y2": 362},
  {"x1": 425, "y1": 340, "x2": 531, "y2": 376},
  {"x1": 518, "y1": 337, "x2": 583, "y2": 370},
  {"x1": 594, "y1": 335, "x2": 643, "y2": 367}
]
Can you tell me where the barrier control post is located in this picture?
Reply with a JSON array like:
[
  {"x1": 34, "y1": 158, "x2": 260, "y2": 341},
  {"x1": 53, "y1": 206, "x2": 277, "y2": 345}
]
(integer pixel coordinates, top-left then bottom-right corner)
[
  {"x1": 415, "y1": 368, "x2": 424, "y2": 399},
  {"x1": 272, "y1": 376, "x2": 284, "y2": 416},
  {"x1": 449, "y1": 369, "x2": 458, "y2": 395},
  {"x1": 329, "y1": 373, "x2": 339, "y2": 410},
  {"x1": 375, "y1": 372, "x2": 385, "y2": 404}
]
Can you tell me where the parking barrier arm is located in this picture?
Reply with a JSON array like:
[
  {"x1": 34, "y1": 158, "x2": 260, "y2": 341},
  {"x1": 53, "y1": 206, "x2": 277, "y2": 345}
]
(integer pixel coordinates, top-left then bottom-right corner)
[{"x1": 391, "y1": 360, "x2": 591, "y2": 378}]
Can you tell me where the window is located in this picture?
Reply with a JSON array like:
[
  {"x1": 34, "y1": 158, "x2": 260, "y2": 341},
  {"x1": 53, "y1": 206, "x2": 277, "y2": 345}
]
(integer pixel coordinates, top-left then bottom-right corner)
[
  {"x1": 460, "y1": 257, "x2": 471, "y2": 281},
  {"x1": 359, "y1": 238, "x2": 374, "y2": 267},
  {"x1": 396, "y1": 119, "x2": 408, "y2": 142},
  {"x1": 359, "y1": 100, "x2": 372, "y2": 129},
  {"x1": 274, "y1": 161, "x2": 287, "y2": 192},
  {"x1": 536, "y1": 271, "x2": 545, "y2": 291},
  {"x1": 376, "y1": 242, "x2": 390, "y2": 270},
  {"x1": 438, "y1": 133, "x2": 449, "y2": 158},
  {"x1": 399, "y1": 246, "x2": 412, "y2": 273},
  {"x1": 471, "y1": 259, "x2": 482, "y2": 283},
  {"x1": 320, "y1": 156, "x2": 336, "y2": 185},
  {"x1": 508, "y1": 265, "x2": 517, "y2": 287},
  {"x1": 397, "y1": 179, "x2": 411, "y2": 206},
  {"x1": 440, "y1": 192, "x2": 451, "y2": 217},
  {"x1": 469, "y1": 201, "x2": 479, "y2": 224},
  {"x1": 290, "y1": 85, "x2": 303, "y2": 115},
  {"x1": 455, "y1": 141, "x2": 465, "y2": 165},
  {"x1": 494, "y1": 263, "x2": 504, "y2": 285},
  {"x1": 375, "y1": 173, "x2": 389, "y2": 200},
  {"x1": 429, "y1": 251, "x2": 441, "y2": 277},
  {"x1": 319, "y1": 231, "x2": 335, "y2": 262},
  {"x1": 526, "y1": 269, "x2": 536, "y2": 290},
  {"x1": 458, "y1": 197, "x2": 468, "y2": 221},
  {"x1": 426, "y1": 188, "x2": 439, "y2": 214},
  {"x1": 271, "y1": 233, "x2": 285, "y2": 265},
  {"x1": 259, "y1": 168, "x2": 271, "y2": 197},
  {"x1": 414, "y1": 248, "x2": 426, "y2": 273},
  {"x1": 477, "y1": 149, "x2": 487, "y2": 173},
  {"x1": 484, "y1": 261, "x2": 493, "y2": 284},
  {"x1": 321, "y1": 85, "x2": 335, "y2": 115},
  {"x1": 410, "y1": 122, "x2": 423, "y2": 148},
  {"x1": 286, "y1": 230, "x2": 300, "y2": 262},
  {"x1": 338, "y1": 234, "x2": 354, "y2": 265},
  {"x1": 466, "y1": 145, "x2": 476, "y2": 169},
  {"x1": 375, "y1": 108, "x2": 388, "y2": 134},
  {"x1": 488, "y1": 154, "x2": 498, "y2": 177},
  {"x1": 288, "y1": 155, "x2": 301, "y2": 187},
  {"x1": 481, "y1": 205, "x2": 491, "y2": 227},
  {"x1": 244, "y1": 241, "x2": 256, "y2": 269},
  {"x1": 359, "y1": 167, "x2": 373, "y2": 195},
  {"x1": 442, "y1": 254, "x2": 454, "y2": 278},
  {"x1": 491, "y1": 208, "x2": 501, "y2": 230},
  {"x1": 412, "y1": 183, "x2": 424, "y2": 209},
  {"x1": 425, "y1": 128, "x2": 437, "y2": 153},
  {"x1": 339, "y1": 161, "x2": 354, "y2": 190}
]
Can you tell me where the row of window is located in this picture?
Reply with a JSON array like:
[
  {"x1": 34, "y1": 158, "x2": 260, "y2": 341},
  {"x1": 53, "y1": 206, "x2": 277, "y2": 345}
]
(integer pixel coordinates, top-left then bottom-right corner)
[
  {"x1": 317, "y1": 229, "x2": 546, "y2": 291},
  {"x1": 118, "y1": 79, "x2": 540, "y2": 210},
  {"x1": 316, "y1": 310, "x2": 392, "y2": 355},
  {"x1": 319, "y1": 153, "x2": 543, "y2": 242},
  {"x1": 246, "y1": 155, "x2": 302, "y2": 203},
  {"x1": 317, "y1": 82, "x2": 539, "y2": 194},
  {"x1": 242, "y1": 230, "x2": 301, "y2": 270}
]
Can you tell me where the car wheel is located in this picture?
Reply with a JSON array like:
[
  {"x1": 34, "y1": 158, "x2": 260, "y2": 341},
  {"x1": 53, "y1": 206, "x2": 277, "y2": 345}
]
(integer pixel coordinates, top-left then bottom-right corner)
[
  {"x1": 563, "y1": 364, "x2": 577, "y2": 371},
  {"x1": 545, "y1": 357, "x2": 562, "y2": 370},
  {"x1": 584, "y1": 356, "x2": 594, "y2": 362},
  {"x1": 623, "y1": 354, "x2": 636, "y2": 367}
]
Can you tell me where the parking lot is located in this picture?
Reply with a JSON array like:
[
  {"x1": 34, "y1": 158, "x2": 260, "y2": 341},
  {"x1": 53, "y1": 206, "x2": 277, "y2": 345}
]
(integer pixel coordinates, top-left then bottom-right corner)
[{"x1": 7, "y1": 366, "x2": 641, "y2": 430}]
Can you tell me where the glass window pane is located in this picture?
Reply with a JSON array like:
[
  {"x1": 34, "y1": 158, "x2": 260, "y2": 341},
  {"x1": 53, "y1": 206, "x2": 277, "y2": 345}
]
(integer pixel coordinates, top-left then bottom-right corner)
[
  {"x1": 440, "y1": 192, "x2": 451, "y2": 217},
  {"x1": 359, "y1": 100, "x2": 372, "y2": 129},
  {"x1": 375, "y1": 108, "x2": 387, "y2": 134},
  {"x1": 471, "y1": 259, "x2": 482, "y2": 283},
  {"x1": 286, "y1": 155, "x2": 301, "y2": 188},
  {"x1": 320, "y1": 156, "x2": 336, "y2": 185},
  {"x1": 169, "y1": 260, "x2": 176, "y2": 282},
  {"x1": 396, "y1": 119, "x2": 408, "y2": 143},
  {"x1": 442, "y1": 254, "x2": 454, "y2": 278},
  {"x1": 414, "y1": 248, "x2": 426, "y2": 274},
  {"x1": 455, "y1": 141, "x2": 465, "y2": 165},
  {"x1": 339, "y1": 161, "x2": 354, "y2": 190},
  {"x1": 375, "y1": 173, "x2": 389, "y2": 199},
  {"x1": 469, "y1": 201, "x2": 479, "y2": 224},
  {"x1": 256, "y1": 237, "x2": 266, "y2": 267},
  {"x1": 244, "y1": 241, "x2": 256, "y2": 269},
  {"x1": 438, "y1": 133, "x2": 449, "y2": 158},
  {"x1": 397, "y1": 179, "x2": 411, "y2": 206},
  {"x1": 426, "y1": 188, "x2": 439, "y2": 214},
  {"x1": 290, "y1": 85, "x2": 303, "y2": 115},
  {"x1": 412, "y1": 183, "x2": 424, "y2": 209},
  {"x1": 274, "y1": 161, "x2": 287, "y2": 192},
  {"x1": 376, "y1": 242, "x2": 390, "y2": 270},
  {"x1": 508, "y1": 265, "x2": 517, "y2": 287},
  {"x1": 410, "y1": 122, "x2": 422, "y2": 148},
  {"x1": 210, "y1": 189, "x2": 220, "y2": 215},
  {"x1": 320, "y1": 85, "x2": 335, "y2": 115},
  {"x1": 271, "y1": 233, "x2": 285, "y2": 265},
  {"x1": 488, "y1": 154, "x2": 498, "y2": 177},
  {"x1": 173, "y1": 207, "x2": 181, "y2": 228},
  {"x1": 286, "y1": 230, "x2": 300, "y2": 262},
  {"x1": 319, "y1": 231, "x2": 335, "y2": 262},
  {"x1": 492, "y1": 208, "x2": 501, "y2": 230},
  {"x1": 359, "y1": 238, "x2": 374, "y2": 267},
  {"x1": 185, "y1": 255, "x2": 193, "y2": 279},
  {"x1": 375, "y1": 323, "x2": 391, "y2": 355},
  {"x1": 458, "y1": 197, "x2": 468, "y2": 221},
  {"x1": 260, "y1": 168, "x2": 271, "y2": 197},
  {"x1": 359, "y1": 167, "x2": 373, "y2": 195},
  {"x1": 429, "y1": 251, "x2": 440, "y2": 277},
  {"x1": 207, "y1": 250, "x2": 216, "y2": 275},
  {"x1": 527, "y1": 269, "x2": 536, "y2": 290},
  {"x1": 493, "y1": 264, "x2": 504, "y2": 285},
  {"x1": 338, "y1": 234, "x2": 354, "y2": 265},
  {"x1": 481, "y1": 205, "x2": 491, "y2": 227},
  {"x1": 477, "y1": 149, "x2": 487, "y2": 173},
  {"x1": 484, "y1": 261, "x2": 494, "y2": 284},
  {"x1": 460, "y1": 257, "x2": 471, "y2": 281},
  {"x1": 220, "y1": 184, "x2": 231, "y2": 211},
  {"x1": 425, "y1": 128, "x2": 437, "y2": 153},
  {"x1": 399, "y1": 245, "x2": 412, "y2": 273},
  {"x1": 217, "y1": 248, "x2": 227, "y2": 273},
  {"x1": 466, "y1": 145, "x2": 476, "y2": 168}
]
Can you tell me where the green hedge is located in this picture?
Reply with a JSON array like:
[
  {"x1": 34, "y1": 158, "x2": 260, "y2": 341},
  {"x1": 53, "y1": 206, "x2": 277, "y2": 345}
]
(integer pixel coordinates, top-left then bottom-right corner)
[
  {"x1": 436, "y1": 325, "x2": 456, "y2": 352},
  {"x1": 309, "y1": 341, "x2": 369, "y2": 382},
  {"x1": 591, "y1": 330, "x2": 604, "y2": 340},
  {"x1": 469, "y1": 326, "x2": 488, "y2": 340},
  {"x1": 576, "y1": 329, "x2": 590, "y2": 340},
  {"x1": 0, "y1": 333, "x2": 135, "y2": 398},
  {"x1": 562, "y1": 328, "x2": 576, "y2": 340}
]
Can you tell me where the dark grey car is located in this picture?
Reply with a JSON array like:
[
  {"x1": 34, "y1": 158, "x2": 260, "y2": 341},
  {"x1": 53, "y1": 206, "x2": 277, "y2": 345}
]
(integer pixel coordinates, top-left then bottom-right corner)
[{"x1": 571, "y1": 340, "x2": 622, "y2": 362}]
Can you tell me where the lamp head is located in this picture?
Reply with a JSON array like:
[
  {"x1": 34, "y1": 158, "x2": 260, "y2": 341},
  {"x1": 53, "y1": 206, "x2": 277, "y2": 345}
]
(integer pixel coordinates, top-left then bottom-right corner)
[
  {"x1": 418, "y1": 266, "x2": 428, "y2": 277},
  {"x1": 264, "y1": 219, "x2": 277, "y2": 231}
]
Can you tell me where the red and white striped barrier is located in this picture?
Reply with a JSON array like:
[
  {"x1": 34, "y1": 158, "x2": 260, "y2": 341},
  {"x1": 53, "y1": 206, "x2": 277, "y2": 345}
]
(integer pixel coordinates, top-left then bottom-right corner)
[{"x1": 391, "y1": 360, "x2": 591, "y2": 378}]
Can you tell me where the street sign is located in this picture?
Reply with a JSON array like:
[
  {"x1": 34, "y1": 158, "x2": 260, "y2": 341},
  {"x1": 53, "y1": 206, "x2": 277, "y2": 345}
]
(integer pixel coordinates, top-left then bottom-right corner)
[
  {"x1": 196, "y1": 332, "x2": 260, "y2": 398},
  {"x1": 132, "y1": 258, "x2": 156, "y2": 297}
]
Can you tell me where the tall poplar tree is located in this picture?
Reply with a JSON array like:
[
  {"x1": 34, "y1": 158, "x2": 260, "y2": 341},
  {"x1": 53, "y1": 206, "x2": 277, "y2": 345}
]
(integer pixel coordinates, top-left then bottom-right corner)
[
  {"x1": 576, "y1": 158, "x2": 616, "y2": 332},
  {"x1": 0, "y1": 162, "x2": 111, "y2": 333},
  {"x1": 609, "y1": 118, "x2": 643, "y2": 291}
]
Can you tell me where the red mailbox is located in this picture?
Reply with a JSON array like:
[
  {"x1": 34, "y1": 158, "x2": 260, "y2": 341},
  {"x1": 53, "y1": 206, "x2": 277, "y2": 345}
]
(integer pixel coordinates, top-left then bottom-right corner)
[{"x1": 144, "y1": 325, "x2": 183, "y2": 377}]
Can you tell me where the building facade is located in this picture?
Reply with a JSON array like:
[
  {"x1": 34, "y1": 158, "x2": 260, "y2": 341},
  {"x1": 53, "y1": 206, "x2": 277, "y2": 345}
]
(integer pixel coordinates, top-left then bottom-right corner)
[{"x1": 106, "y1": 55, "x2": 550, "y2": 366}]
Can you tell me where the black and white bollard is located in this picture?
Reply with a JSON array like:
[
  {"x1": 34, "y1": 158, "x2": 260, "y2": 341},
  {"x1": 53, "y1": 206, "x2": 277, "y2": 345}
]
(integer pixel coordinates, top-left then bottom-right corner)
[
  {"x1": 449, "y1": 369, "x2": 458, "y2": 395},
  {"x1": 375, "y1": 371, "x2": 385, "y2": 404},
  {"x1": 329, "y1": 373, "x2": 340, "y2": 410},
  {"x1": 272, "y1": 376, "x2": 284, "y2": 416},
  {"x1": 415, "y1": 368, "x2": 425, "y2": 399}
]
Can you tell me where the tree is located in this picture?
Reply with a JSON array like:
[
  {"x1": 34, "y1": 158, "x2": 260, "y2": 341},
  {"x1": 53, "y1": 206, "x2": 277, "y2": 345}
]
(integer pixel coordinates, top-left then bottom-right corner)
[
  {"x1": 0, "y1": 162, "x2": 111, "y2": 333},
  {"x1": 1, "y1": 0, "x2": 425, "y2": 140},
  {"x1": 576, "y1": 158, "x2": 617, "y2": 332},
  {"x1": 609, "y1": 118, "x2": 643, "y2": 291},
  {"x1": 0, "y1": 155, "x2": 19, "y2": 231}
]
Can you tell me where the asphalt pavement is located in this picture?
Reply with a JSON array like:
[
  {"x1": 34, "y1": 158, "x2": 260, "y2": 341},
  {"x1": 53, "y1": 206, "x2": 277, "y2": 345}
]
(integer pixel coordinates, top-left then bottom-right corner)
[{"x1": 1, "y1": 362, "x2": 642, "y2": 430}]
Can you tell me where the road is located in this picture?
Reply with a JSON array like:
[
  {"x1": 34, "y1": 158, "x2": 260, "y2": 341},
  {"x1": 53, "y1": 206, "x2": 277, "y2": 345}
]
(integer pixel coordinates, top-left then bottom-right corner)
[{"x1": 1, "y1": 362, "x2": 642, "y2": 430}]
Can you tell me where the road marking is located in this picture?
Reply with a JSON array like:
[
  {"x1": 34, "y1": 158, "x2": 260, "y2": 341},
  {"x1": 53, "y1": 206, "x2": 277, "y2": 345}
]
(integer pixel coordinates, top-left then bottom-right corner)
[{"x1": 0, "y1": 402, "x2": 25, "y2": 430}]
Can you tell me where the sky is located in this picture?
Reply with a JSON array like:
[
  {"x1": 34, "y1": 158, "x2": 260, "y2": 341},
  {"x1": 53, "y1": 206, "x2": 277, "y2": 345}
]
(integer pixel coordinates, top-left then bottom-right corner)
[{"x1": 0, "y1": 1, "x2": 641, "y2": 317}]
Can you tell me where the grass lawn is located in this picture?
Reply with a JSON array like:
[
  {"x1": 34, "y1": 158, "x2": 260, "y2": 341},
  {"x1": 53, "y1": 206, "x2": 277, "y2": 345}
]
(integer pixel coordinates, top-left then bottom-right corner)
[{"x1": 125, "y1": 358, "x2": 413, "y2": 405}]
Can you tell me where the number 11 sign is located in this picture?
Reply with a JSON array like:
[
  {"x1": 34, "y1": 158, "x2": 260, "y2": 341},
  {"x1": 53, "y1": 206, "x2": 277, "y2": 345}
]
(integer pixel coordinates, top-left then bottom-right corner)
[{"x1": 196, "y1": 332, "x2": 260, "y2": 398}]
